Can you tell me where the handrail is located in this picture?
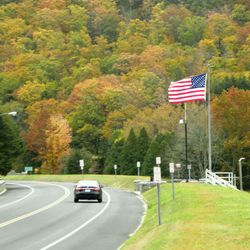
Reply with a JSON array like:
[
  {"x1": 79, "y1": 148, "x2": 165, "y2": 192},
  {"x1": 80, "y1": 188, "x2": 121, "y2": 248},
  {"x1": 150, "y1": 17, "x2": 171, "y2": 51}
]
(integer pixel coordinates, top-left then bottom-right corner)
[{"x1": 205, "y1": 169, "x2": 237, "y2": 190}]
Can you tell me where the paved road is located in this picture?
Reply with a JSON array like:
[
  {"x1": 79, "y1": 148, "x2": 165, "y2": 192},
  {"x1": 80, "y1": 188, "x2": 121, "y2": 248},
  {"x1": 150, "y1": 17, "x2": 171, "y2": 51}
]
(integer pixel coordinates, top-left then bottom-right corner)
[{"x1": 0, "y1": 181, "x2": 145, "y2": 250}]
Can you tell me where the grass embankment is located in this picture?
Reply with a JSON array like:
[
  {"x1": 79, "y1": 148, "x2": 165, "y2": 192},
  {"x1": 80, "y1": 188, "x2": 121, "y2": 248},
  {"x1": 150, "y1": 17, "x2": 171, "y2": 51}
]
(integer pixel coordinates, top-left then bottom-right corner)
[
  {"x1": 123, "y1": 183, "x2": 250, "y2": 250},
  {"x1": 3, "y1": 174, "x2": 149, "y2": 191},
  {"x1": 4, "y1": 175, "x2": 250, "y2": 249}
]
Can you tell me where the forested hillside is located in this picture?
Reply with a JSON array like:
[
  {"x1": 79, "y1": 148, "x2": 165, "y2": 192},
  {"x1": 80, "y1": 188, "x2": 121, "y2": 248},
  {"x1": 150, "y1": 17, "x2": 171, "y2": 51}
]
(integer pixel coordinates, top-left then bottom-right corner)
[{"x1": 0, "y1": 0, "x2": 249, "y2": 184}]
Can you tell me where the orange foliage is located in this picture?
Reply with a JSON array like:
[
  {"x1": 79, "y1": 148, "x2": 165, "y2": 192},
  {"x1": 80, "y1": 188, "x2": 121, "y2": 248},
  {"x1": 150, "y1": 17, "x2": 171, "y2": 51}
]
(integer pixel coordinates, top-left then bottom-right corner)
[
  {"x1": 42, "y1": 114, "x2": 72, "y2": 174},
  {"x1": 38, "y1": 0, "x2": 66, "y2": 10},
  {"x1": 68, "y1": 75, "x2": 121, "y2": 105}
]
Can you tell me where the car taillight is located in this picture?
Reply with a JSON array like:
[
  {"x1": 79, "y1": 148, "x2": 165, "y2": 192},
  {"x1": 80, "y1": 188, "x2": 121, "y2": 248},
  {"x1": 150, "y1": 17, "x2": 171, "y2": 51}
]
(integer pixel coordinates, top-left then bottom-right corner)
[
  {"x1": 92, "y1": 187, "x2": 100, "y2": 191},
  {"x1": 76, "y1": 187, "x2": 84, "y2": 191}
]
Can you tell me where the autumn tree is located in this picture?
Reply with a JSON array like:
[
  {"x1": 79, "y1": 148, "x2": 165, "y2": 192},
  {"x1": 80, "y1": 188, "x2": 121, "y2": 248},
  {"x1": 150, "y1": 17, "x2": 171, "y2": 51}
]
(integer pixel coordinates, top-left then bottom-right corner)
[
  {"x1": 15, "y1": 81, "x2": 46, "y2": 106},
  {"x1": 123, "y1": 105, "x2": 182, "y2": 138},
  {"x1": 24, "y1": 99, "x2": 69, "y2": 172},
  {"x1": 212, "y1": 87, "x2": 250, "y2": 172},
  {"x1": 41, "y1": 114, "x2": 71, "y2": 174}
]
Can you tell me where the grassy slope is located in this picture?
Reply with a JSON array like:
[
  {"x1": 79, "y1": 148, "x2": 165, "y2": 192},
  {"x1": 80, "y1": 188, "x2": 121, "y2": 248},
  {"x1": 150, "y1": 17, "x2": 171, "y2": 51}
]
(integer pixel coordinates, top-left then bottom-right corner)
[
  {"x1": 123, "y1": 183, "x2": 250, "y2": 250},
  {"x1": 3, "y1": 175, "x2": 250, "y2": 249}
]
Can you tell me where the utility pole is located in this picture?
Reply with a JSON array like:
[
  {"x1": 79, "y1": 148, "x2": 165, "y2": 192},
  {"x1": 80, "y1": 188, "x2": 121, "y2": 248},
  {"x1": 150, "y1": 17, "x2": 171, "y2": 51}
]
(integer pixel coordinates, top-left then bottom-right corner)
[
  {"x1": 185, "y1": 104, "x2": 188, "y2": 182},
  {"x1": 207, "y1": 64, "x2": 212, "y2": 171}
]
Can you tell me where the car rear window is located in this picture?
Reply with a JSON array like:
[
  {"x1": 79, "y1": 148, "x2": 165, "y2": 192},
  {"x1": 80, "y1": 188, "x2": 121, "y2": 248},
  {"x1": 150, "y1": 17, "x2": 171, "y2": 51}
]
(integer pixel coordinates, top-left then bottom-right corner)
[{"x1": 77, "y1": 181, "x2": 99, "y2": 188}]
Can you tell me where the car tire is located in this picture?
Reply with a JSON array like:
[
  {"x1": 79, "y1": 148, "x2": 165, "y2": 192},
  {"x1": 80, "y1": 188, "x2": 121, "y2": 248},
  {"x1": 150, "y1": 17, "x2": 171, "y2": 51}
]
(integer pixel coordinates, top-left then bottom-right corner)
[
  {"x1": 74, "y1": 198, "x2": 78, "y2": 203},
  {"x1": 98, "y1": 198, "x2": 102, "y2": 203}
]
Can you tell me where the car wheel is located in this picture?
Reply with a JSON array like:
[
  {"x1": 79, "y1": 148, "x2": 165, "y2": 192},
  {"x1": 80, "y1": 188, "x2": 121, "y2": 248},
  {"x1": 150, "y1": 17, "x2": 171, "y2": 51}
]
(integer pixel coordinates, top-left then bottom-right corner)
[
  {"x1": 74, "y1": 198, "x2": 78, "y2": 203},
  {"x1": 98, "y1": 198, "x2": 102, "y2": 203}
]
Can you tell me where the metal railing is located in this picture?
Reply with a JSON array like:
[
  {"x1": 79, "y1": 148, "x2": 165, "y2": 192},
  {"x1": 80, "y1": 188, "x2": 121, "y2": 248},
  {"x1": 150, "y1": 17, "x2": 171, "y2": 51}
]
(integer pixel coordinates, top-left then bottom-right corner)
[
  {"x1": 214, "y1": 172, "x2": 237, "y2": 187},
  {"x1": 205, "y1": 169, "x2": 237, "y2": 190}
]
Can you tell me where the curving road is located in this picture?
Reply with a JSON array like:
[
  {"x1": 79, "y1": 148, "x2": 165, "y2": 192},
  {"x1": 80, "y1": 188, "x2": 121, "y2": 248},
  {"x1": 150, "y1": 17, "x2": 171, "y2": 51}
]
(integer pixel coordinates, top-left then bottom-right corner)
[{"x1": 0, "y1": 181, "x2": 145, "y2": 250}]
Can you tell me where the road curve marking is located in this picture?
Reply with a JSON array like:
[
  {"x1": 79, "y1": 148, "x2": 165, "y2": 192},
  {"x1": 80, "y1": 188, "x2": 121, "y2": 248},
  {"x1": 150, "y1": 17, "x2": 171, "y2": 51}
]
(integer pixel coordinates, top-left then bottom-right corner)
[
  {"x1": 0, "y1": 183, "x2": 34, "y2": 209},
  {"x1": 40, "y1": 189, "x2": 111, "y2": 250},
  {"x1": 0, "y1": 183, "x2": 70, "y2": 229}
]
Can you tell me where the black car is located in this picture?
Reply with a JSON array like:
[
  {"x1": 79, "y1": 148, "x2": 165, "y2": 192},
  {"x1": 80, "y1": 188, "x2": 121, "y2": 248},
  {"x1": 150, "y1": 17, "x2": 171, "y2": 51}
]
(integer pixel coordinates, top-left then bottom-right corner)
[{"x1": 74, "y1": 180, "x2": 102, "y2": 203}]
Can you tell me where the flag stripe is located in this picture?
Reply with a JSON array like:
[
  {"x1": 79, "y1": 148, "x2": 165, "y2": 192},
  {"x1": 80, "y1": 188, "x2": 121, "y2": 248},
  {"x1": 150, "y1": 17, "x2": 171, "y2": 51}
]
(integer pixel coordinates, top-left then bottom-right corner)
[
  {"x1": 170, "y1": 98, "x2": 206, "y2": 104},
  {"x1": 168, "y1": 89, "x2": 205, "y2": 97},
  {"x1": 168, "y1": 73, "x2": 206, "y2": 104},
  {"x1": 169, "y1": 95, "x2": 205, "y2": 101}
]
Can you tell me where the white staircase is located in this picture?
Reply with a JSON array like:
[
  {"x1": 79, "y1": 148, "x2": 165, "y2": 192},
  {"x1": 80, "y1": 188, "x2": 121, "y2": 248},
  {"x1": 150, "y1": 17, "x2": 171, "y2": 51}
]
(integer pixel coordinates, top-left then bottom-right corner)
[{"x1": 205, "y1": 169, "x2": 238, "y2": 190}]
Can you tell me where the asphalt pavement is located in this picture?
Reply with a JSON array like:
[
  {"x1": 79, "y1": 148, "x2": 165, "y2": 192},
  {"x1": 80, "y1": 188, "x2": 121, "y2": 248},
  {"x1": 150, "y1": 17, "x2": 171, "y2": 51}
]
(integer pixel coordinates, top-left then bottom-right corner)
[{"x1": 0, "y1": 181, "x2": 145, "y2": 250}]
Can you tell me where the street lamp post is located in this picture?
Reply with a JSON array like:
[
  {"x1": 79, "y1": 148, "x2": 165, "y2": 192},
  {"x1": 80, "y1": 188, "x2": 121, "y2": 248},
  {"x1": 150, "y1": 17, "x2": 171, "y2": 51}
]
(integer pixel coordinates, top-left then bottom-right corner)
[
  {"x1": 239, "y1": 157, "x2": 246, "y2": 191},
  {"x1": 0, "y1": 111, "x2": 17, "y2": 117},
  {"x1": 180, "y1": 115, "x2": 188, "y2": 182}
]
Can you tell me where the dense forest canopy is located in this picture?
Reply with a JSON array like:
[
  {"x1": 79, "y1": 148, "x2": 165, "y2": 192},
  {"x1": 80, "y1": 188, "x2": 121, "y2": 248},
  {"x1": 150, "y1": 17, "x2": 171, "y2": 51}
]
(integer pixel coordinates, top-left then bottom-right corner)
[{"x1": 0, "y1": 0, "x2": 249, "y2": 186}]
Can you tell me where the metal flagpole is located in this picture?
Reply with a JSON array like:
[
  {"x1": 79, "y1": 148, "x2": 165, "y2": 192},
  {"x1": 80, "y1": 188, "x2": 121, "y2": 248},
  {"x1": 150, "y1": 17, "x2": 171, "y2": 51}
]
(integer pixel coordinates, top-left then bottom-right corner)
[
  {"x1": 207, "y1": 64, "x2": 212, "y2": 171},
  {"x1": 184, "y1": 103, "x2": 188, "y2": 182}
]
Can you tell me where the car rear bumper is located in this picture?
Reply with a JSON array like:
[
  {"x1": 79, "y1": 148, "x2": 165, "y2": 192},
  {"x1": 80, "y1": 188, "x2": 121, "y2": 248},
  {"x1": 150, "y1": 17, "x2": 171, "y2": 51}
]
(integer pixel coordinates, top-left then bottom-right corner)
[{"x1": 74, "y1": 191, "x2": 102, "y2": 200}]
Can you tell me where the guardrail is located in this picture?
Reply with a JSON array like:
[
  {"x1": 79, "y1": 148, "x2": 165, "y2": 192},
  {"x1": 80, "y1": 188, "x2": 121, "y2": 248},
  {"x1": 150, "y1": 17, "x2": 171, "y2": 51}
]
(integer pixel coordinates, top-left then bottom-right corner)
[
  {"x1": 134, "y1": 180, "x2": 167, "y2": 193},
  {"x1": 0, "y1": 180, "x2": 6, "y2": 195}
]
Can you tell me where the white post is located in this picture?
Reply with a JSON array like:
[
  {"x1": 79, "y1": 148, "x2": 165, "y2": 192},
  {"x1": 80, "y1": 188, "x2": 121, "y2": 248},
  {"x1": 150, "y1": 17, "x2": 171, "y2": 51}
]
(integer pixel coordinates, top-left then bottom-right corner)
[
  {"x1": 79, "y1": 159, "x2": 84, "y2": 174},
  {"x1": 114, "y1": 164, "x2": 117, "y2": 176},
  {"x1": 169, "y1": 163, "x2": 175, "y2": 200},
  {"x1": 137, "y1": 161, "x2": 140, "y2": 176}
]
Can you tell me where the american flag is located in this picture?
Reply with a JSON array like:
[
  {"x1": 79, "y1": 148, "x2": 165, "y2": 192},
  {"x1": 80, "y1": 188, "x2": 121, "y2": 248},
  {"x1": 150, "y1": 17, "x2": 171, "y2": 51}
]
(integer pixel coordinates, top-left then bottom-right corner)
[{"x1": 168, "y1": 73, "x2": 207, "y2": 104}]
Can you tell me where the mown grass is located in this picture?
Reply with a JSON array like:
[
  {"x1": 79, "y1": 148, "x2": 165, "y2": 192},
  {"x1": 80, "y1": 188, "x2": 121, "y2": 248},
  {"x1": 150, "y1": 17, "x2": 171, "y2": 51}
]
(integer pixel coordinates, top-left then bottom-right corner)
[
  {"x1": 3, "y1": 175, "x2": 250, "y2": 249},
  {"x1": 3, "y1": 174, "x2": 149, "y2": 191},
  {"x1": 123, "y1": 183, "x2": 250, "y2": 250}
]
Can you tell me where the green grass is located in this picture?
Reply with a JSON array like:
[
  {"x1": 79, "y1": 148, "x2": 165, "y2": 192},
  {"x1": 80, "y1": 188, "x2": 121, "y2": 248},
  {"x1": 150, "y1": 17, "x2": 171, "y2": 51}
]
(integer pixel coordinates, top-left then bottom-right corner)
[
  {"x1": 122, "y1": 183, "x2": 250, "y2": 250},
  {"x1": 3, "y1": 175, "x2": 250, "y2": 249},
  {"x1": 3, "y1": 174, "x2": 149, "y2": 191}
]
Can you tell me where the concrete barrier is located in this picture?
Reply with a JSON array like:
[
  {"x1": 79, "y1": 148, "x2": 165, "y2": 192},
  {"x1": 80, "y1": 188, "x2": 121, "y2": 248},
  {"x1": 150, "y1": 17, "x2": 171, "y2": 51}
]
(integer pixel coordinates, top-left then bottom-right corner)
[{"x1": 0, "y1": 180, "x2": 6, "y2": 195}]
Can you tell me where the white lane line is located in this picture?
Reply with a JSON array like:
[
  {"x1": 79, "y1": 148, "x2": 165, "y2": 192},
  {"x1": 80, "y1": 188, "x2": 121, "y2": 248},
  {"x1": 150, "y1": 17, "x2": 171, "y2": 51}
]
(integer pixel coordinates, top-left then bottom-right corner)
[
  {"x1": 0, "y1": 183, "x2": 34, "y2": 209},
  {"x1": 40, "y1": 189, "x2": 111, "y2": 250},
  {"x1": 0, "y1": 183, "x2": 70, "y2": 229}
]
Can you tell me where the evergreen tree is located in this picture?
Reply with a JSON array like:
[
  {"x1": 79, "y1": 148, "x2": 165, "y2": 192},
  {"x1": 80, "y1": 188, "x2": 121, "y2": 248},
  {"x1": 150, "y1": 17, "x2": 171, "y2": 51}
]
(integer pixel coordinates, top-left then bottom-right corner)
[
  {"x1": 62, "y1": 148, "x2": 92, "y2": 174},
  {"x1": 121, "y1": 128, "x2": 138, "y2": 175},
  {"x1": 104, "y1": 139, "x2": 124, "y2": 174},
  {"x1": 0, "y1": 116, "x2": 24, "y2": 176},
  {"x1": 137, "y1": 127, "x2": 150, "y2": 164},
  {"x1": 142, "y1": 133, "x2": 173, "y2": 177}
]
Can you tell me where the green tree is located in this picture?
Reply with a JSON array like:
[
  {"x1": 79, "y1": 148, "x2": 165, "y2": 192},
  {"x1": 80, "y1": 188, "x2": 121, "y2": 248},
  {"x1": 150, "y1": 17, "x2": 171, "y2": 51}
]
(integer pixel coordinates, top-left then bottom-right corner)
[
  {"x1": 104, "y1": 139, "x2": 124, "y2": 174},
  {"x1": 177, "y1": 16, "x2": 207, "y2": 46},
  {"x1": 231, "y1": 4, "x2": 250, "y2": 25},
  {"x1": 137, "y1": 127, "x2": 150, "y2": 164},
  {"x1": 62, "y1": 148, "x2": 92, "y2": 174},
  {"x1": 69, "y1": 95, "x2": 105, "y2": 154},
  {"x1": 0, "y1": 116, "x2": 24, "y2": 176},
  {"x1": 121, "y1": 128, "x2": 138, "y2": 175},
  {"x1": 142, "y1": 133, "x2": 173, "y2": 177}
]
